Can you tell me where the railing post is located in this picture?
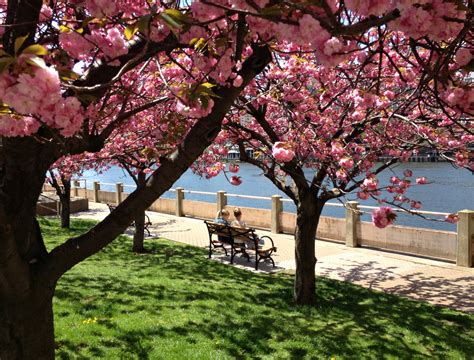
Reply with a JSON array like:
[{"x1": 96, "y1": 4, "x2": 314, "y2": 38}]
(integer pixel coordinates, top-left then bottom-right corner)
[
  {"x1": 175, "y1": 187, "x2": 184, "y2": 217},
  {"x1": 216, "y1": 191, "x2": 227, "y2": 212},
  {"x1": 271, "y1": 195, "x2": 282, "y2": 233},
  {"x1": 457, "y1": 210, "x2": 474, "y2": 267},
  {"x1": 93, "y1": 181, "x2": 100, "y2": 203},
  {"x1": 115, "y1": 183, "x2": 123, "y2": 205},
  {"x1": 345, "y1": 201, "x2": 359, "y2": 247},
  {"x1": 73, "y1": 180, "x2": 80, "y2": 197}
]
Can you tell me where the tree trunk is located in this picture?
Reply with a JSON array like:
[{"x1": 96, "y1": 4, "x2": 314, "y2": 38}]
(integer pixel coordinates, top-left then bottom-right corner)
[
  {"x1": 0, "y1": 291, "x2": 55, "y2": 360},
  {"x1": 132, "y1": 210, "x2": 146, "y2": 253},
  {"x1": 1, "y1": 137, "x2": 57, "y2": 360},
  {"x1": 132, "y1": 172, "x2": 147, "y2": 253},
  {"x1": 293, "y1": 196, "x2": 323, "y2": 305},
  {"x1": 59, "y1": 179, "x2": 71, "y2": 229}
]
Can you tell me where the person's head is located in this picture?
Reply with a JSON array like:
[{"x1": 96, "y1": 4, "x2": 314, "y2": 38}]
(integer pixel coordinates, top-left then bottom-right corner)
[
  {"x1": 233, "y1": 207, "x2": 242, "y2": 220},
  {"x1": 217, "y1": 209, "x2": 230, "y2": 220}
]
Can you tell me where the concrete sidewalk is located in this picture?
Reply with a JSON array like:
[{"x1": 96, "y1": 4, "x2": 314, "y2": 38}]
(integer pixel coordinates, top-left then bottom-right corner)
[{"x1": 73, "y1": 202, "x2": 474, "y2": 313}]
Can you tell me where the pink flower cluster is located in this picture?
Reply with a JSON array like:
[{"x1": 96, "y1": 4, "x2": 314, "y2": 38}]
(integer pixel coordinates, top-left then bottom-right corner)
[
  {"x1": 0, "y1": 64, "x2": 84, "y2": 137},
  {"x1": 372, "y1": 207, "x2": 397, "y2": 229},
  {"x1": 0, "y1": 115, "x2": 40, "y2": 137},
  {"x1": 228, "y1": 163, "x2": 240, "y2": 173},
  {"x1": 272, "y1": 142, "x2": 295, "y2": 162},
  {"x1": 60, "y1": 27, "x2": 128, "y2": 64},
  {"x1": 175, "y1": 97, "x2": 214, "y2": 119},
  {"x1": 230, "y1": 176, "x2": 242, "y2": 186},
  {"x1": 204, "y1": 162, "x2": 225, "y2": 179},
  {"x1": 392, "y1": 0, "x2": 465, "y2": 41},
  {"x1": 445, "y1": 213, "x2": 459, "y2": 224},
  {"x1": 87, "y1": 28, "x2": 128, "y2": 62}
]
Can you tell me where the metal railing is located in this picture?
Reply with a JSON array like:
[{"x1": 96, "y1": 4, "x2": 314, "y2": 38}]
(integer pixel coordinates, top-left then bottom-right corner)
[{"x1": 70, "y1": 180, "x2": 453, "y2": 218}]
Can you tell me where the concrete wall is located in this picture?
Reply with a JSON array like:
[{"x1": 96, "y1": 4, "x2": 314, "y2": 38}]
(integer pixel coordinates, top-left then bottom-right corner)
[
  {"x1": 357, "y1": 221, "x2": 456, "y2": 261},
  {"x1": 150, "y1": 198, "x2": 175, "y2": 215},
  {"x1": 47, "y1": 183, "x2": 469, "y2": 264},
  {"x1": 37, "y1": 197, "x2": 89, "y2": 216}
]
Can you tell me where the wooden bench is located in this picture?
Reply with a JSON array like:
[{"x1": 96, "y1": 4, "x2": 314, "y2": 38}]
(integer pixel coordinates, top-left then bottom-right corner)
[
  {"x1": 107, "y1": 204, "x2": 152, "y2": 236},
  {"x1": 204, "y1": 220, "x2": 277, "y2": 270}
]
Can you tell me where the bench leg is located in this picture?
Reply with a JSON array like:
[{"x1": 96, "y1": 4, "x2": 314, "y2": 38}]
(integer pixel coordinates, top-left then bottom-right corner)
[{"x1": 269, "y1": 257, "x2": 275, "y2": 268}]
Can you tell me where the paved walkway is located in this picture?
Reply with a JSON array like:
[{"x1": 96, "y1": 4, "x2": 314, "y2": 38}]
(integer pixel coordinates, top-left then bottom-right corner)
[{"x1": 73, "y1": 202, "x2": 474, "y2": 313}]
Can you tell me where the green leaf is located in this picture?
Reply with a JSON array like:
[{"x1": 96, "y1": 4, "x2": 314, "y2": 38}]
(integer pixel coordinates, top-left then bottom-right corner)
[
  {"x1": 260, "y1": 5, "x2": 282, "y2": 16},
  {"x1": 215, "y1": 36, "x2": 228, "y2": 49},
  {"x1": 124, "y1": 23, "x2": 139, "y2": 41},
  {"x1": 0, "y1": 102, "x2": 11, "y2": 114},
  {"x1": 14, "y1": 34, "x2": 29, "y2": 55},
  {"x1": 137, "y1": 14, "x2": 152, "y2": 33},
  {"x1": 200, "y1": 82, "x2": 215, "y2": 89},
  {"x1": 200, "y1": 96, "x2": 209, "y2": 110},
  {"x1": 58, "y1": 69, "x2": 80, "y2": 81},
  {"x1": 0, "y1": 57, "x2": 15, "y2": 73},
  {"x1": 194, "y1": 38, "x2": 207, "y2": 52},
  {"x1": 25, "y1": 56, "x2": 47, "y2": 69},
  {"x1": 22, "y1": 44, "x2": 49, "y2": 56},
  {"x1": 59, "y1": 25, "x2": 71, "y2": 33},
  {"x1": 159, "y1": 9, "x2": 189, "y2": 31},
  {"x1": 189, "y1": 38, "x2": 200, "y2": 46}
]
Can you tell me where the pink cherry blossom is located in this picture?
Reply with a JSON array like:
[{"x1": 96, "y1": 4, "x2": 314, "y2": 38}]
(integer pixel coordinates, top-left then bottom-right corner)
[
  {"x1": 372, "y1": 207, "x2": 397, "y2": 229},
  {"x1": 445, "y1": 213, "x2": 459, "y2": 223},
  {"x1": 272, "y1": 142, "x2": 295, "y2": 162},
  {"x1": 416, "y1": 177, "x2": 428, "y2": 185},
  {"x1": 228, "y1": 163, "x2": 240, "y2": 173},
  {"x1": 357, "y1": 191, "x2": 369, "y2": 200},
  {"x1": 230, "y1": 176, "x2": 242, "y2": 186},
  {"x1": 403, "y1": 169, "x2": 413, "y2": 178},
  {"x1": 339, "y1": 157, "x2": 354, "y2": 169},
  {"x1": 454, "y1": 48, "x2": 472, "y2": 68}
]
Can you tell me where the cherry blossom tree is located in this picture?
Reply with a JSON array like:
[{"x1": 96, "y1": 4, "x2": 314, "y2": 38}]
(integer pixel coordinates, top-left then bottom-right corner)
[
  {"x1": 79, "y1": 102, "x2": 186, "y2": 252},
  {"x1": 196, "y1": 35, "x2": 473, "y2": 304},
  {"x1": 0, "y1": 1, "x2": 472, "y2": 358}
]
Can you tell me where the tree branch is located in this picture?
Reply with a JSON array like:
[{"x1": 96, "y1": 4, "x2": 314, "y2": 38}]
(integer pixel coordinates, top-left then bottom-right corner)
[{"x1": 38, "y1": 45, "x2": 273, "y2": 283}]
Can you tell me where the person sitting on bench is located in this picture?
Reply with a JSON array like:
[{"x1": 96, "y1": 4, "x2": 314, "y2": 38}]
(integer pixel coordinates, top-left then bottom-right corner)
[
  {"x1": 214, "y1": 209, "x2": 231, "y2": 242},
  {"x1": 231, "y1": 207, "x2": 264, "y2": 248}
]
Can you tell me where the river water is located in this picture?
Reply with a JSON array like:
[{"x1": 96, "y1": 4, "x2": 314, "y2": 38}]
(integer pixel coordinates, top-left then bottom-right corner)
[{"x1": 83, "y1": 162, "x2": 473, "y2": 231}]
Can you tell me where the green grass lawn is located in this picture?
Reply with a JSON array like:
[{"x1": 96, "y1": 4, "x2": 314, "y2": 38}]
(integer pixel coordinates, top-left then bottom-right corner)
[{"x1": 42, "y1": 218, "x2": 474, "y2": 359}]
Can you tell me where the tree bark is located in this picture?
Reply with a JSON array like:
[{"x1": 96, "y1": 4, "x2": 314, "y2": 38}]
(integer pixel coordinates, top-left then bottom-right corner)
[
  {"x1": 293, "y1": 195, "x2": 323, "y2": 305},
  {"x1": 132, "y1": 172, "x2": 146, "y2": 253},
  {"x1": 0, "y1": 290, "x2": 55, "y2": 360},
  {"x1": 60, "y1": 179, "x2": 71, "y2": 229},
  {"x1": 0, "y1": 138, "x2": 56, "y2": 360},
  {"x1": 49, "y1": 172, "x2": 71, "y2": 229}
]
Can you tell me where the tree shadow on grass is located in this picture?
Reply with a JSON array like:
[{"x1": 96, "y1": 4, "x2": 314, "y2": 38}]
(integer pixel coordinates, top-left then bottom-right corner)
[{"x1": 45, "y1": 219, "x2": 474, "y2": 359}]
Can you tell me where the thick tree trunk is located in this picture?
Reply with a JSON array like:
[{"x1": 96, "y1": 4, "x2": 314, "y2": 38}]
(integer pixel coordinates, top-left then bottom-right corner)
[
  {"x1": 132, "y1": 172, "x2": 146, "y2": 253},
  {"x1": 293, "y1": 196, "x2": 323, "y2": 305},
  {"x1": 1, "y1": 137, "x2": 57, "y2": 360},
  {"x1": 0, "y1": 291, "x2": 55, "y2": 360}
]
